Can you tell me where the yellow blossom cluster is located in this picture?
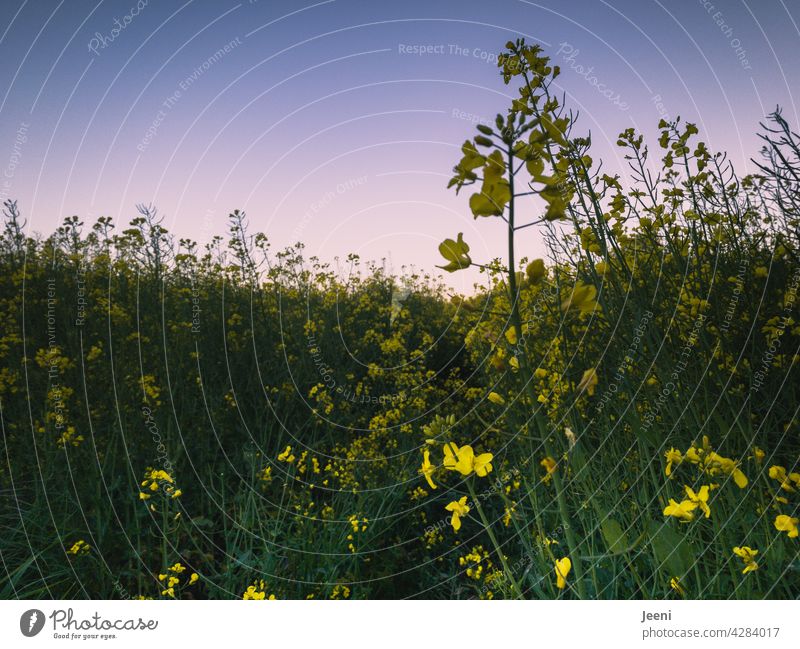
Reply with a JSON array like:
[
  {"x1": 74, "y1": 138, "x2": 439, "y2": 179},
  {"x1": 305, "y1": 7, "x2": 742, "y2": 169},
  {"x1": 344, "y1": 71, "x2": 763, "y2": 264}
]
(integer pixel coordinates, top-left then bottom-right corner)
[
  {"x1": 66, "y1": 539, "x2": 90, "y2": 556},
  {"x1": 138, "y1": 467, "x2": 181, "y2": 500},
  {"x1": 242, "y1": 579, "x2": 276, "y2": 600},
  {"x1": 346, "y1": 514, "x2": 369, "y2": 553},
  {"x1": 732, "y1": 546, "x2": 759, "y2": 574},
  {"x1": 663, "y1": 436, "x2": 748, "y2": 488},
  {"x1": 663, "y1": 485, "x2": 715, "y2": 522},
  {"x1": 768, "y1": 465, "x2": 800, "y2": 539},
  {"x1": 458, "y1": 545, "x2": 503, "y2": 598},
  {"x1": 158, "y1": 562, "x2": 199, "y2": 598}
]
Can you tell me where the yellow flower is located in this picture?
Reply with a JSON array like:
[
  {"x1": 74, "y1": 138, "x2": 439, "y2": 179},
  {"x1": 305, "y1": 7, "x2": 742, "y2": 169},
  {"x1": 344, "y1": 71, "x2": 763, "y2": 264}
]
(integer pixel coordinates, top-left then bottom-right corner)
[
  {"x1": 669, "y1": 577, "x2": 685, "y2": 597},
  {"x1": 774, "y1": 514, "x2": 799, "y2": 538},
  {"x1": 732, "y1": 546, "x2": 759, "y2": 574},
  {"x1": 664, "y1": 448, "x2": 682, "y2": 477},
  {"x1": 243, "y1": 580, "x2": 273, "y2": 600},
  {"x1": 473, "y1": 452, "x2": 494, "y2": 477},
  {"x1": 730, "y1": 467, "x2": 748, "y2": 488},
  {"x1": 577, "y1": 368, "x2": 598, "y2": 396},
  {"x1": 445, "y1": 496, "x2": 470, "y2": 532},
  {"x1": 243, "y1": 587, "x2": 265, "y2": 600},
  {"x1": 487, "y1": 391, "x2": 505, "y2": 405},
  {"x1": 704, "y1": 452, "x2": 748, "y2": 488},
  {"x1": 769, "y1": 465, "x2": 798, "y2": 492},
  {"x1": 66, "y1": 540, "x2": 90, "y2": 556},
  {"x1": 684, "y1": 446, "x2": 702, "y2": 464},
  {"x1": 330, "y1": 584, "x2": 350, "y2": 600},
  {"x1": 554, "y1": 557, "x2": 571, "y2": 590},
  {"x1": 663, "y1": 498, "x2": 698, "y2": 522},
  {"x1": 443, "y1": 443, "x2": 473, "y2": 475},
  {"x1": 751, "y1": 446, "x2": 765, "y2": 464},
  {"x1": 526, "y1": 258, "x2": 546, "y2": 283},
  {"x1": 277, "y1": 445, "x2": 295, "y2": 463},
  {"x1": 189, "y1": 573, "x2": 199, "y2": 585},
  {"x1": 419, "y1": 449, "x2": 437, "y2": 490},
  {"x1": 540, "y1": 456, "x2": 557, "y2": 483},
  {"x1": 683, "y1": 485, "x2": 712, "y2": 518},
  {"x1": 143, "y1": 468, "x2": 173, "y2": 485},
  {"x1": 504, "y1": 328, "x2": 517, "y2": 345},
  {"x1": 560, "y1": 281, "x2": 599, "y2": 316}
]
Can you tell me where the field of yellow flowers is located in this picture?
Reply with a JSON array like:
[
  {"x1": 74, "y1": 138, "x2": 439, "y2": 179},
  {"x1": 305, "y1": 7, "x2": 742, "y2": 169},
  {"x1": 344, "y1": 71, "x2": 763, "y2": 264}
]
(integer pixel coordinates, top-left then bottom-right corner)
[{"x1": 1, "y1": 41, "x2": 799, "y2": 600}]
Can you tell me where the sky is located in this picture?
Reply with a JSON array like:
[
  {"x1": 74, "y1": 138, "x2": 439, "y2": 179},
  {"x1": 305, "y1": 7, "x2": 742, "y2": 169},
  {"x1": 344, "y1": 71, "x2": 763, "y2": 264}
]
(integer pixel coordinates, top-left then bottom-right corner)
[{"x1": 1, "y1": 0, "x2": 798, "y2": 290}]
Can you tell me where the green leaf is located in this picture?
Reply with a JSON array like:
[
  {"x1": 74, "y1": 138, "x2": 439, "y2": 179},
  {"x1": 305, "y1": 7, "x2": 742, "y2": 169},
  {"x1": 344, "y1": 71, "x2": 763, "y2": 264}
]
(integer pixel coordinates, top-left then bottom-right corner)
[
  {"x1": 647, "y1": 519, "x2": 695, "y2": 578},
  {"x1": 448, "y1": 141, "x2": 487, "y2": 193},
  {"x1": 543, "y1": 196, "x2": 568, "y2": 221},
  {"x1": 468, "y1": 151, "x2": 510, "y2": 218},
  {"x1": 541, "y1": 114, "x2": 568, "y2": 146},
  {"x1": 460, "y1": 140, "x2": 486, "y2": 171},
  {"x1": 469, "y1": 192, "x2": 500, "y2": 217},
  {"x1": 512, "y1": 98, "x2": 531, "y2": 115},
  {"x1": 526, "y1": 155, "x2": 545, "y2": 179},
  {"x1": 600, "y1": 517, "x2": 629, "y2": 554},
  {"x1": 437, "y1": 233, "x2": 471, "y2": 272}
]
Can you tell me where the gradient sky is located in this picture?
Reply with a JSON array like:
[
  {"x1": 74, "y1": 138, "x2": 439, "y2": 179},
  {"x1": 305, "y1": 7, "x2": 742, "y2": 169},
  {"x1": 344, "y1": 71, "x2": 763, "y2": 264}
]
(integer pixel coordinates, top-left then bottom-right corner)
[{"x1": 1, "y1": 0, "x2": 798, "y2": 290}]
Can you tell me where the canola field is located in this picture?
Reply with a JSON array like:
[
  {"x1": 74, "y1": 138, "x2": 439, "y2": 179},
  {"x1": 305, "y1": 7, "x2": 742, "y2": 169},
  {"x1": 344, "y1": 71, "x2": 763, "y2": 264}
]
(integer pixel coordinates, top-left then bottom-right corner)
[{"x1": 1, "y1": 42, "x2": 798, "y2": 599}]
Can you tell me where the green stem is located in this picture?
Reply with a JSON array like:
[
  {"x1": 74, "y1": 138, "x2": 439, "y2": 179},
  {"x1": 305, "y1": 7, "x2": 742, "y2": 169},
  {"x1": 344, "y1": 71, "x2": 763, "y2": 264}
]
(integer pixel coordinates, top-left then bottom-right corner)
[
  {"x1": 505, "y1": 144, "x2": 587, "y2": 599},
  {"x1": 467, "y1": 480, "x2": 522, "y2": 598}
]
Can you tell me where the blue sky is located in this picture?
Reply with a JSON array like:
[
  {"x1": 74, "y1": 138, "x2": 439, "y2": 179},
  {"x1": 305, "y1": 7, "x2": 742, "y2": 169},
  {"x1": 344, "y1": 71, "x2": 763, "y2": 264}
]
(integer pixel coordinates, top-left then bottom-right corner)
[{"x1": 1, "y1": 0, "x2": 797, "y2": 288}]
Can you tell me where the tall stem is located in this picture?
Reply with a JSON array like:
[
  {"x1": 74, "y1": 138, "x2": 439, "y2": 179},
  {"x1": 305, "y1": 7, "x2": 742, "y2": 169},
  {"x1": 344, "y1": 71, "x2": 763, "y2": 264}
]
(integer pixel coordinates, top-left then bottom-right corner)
[{"x1": 505, "y1": 145, "x2": 587, "y2": 598}]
